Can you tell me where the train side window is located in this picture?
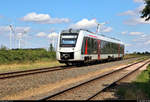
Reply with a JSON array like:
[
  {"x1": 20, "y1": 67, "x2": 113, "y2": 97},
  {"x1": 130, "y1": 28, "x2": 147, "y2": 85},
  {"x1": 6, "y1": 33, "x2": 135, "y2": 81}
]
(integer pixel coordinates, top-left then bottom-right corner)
[
  {"x1": 87, "y1": 37, "x2": 92, "y2": 54},
  {"x1": 81, "y1": 37, "x2": 87, "y2": 54},
  {"x1": 93, "y1": 39, "x2": 98, "y2": 54}
]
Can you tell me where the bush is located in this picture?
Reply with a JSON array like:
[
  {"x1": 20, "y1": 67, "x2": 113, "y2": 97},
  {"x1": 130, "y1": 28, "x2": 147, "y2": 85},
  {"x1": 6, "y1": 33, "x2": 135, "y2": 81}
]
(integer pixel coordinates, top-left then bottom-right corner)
[{"x1": 0, "y1": 48, "x2": 56, "y2": 64}]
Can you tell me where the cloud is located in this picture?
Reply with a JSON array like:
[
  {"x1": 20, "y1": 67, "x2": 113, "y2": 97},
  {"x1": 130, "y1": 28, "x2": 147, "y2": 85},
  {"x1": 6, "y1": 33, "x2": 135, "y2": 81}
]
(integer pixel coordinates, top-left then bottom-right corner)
[
  {"x1": 144, "y1": 40, "x2": 150, "y2": 45},
  {"x1": 121, "y1": 31, "x2": 128, "y2": 35},
  {"x1": 21, "y1": 12, "x2": 70, "y2": 24},
  {"x1": 119, "y1": 10, "x2": 137, "y2": 16},
  {"x1": 70, "y1": 19, "x2": 97, "y2": 29},
  {"x1": 129, "y1": 32, "x2": 143, "y2": 35},
  {"x1": 118, "y1": 3, "x2": 147, "y2": 26},
  {"x1": 124, "y1": 17, "x2": 150, "y2": 25},
  {"x1": 35, "y1": 31, "x2": 59, "y2": 39},
  {"x1": 133, "y1": 0, "x2": 144, "y2": 3},
  {"x1": 131, "y1": 33, "x2": 150, "y2": 45},
  {"x1": 48, "y1": 32, "x2": 58, "y2": 39},
  {"x1": 36, "y1": 32, "x2": 47, "y2": 37},
  {"x1": 70, "y1": 18, "x2": 112, "y2": 33},
  {"x1": 119, "y1": 4, "x2": 145, "y2": 17},
  {"x1": 101, "y1": 27, "x2": 113, "y2": 33}
]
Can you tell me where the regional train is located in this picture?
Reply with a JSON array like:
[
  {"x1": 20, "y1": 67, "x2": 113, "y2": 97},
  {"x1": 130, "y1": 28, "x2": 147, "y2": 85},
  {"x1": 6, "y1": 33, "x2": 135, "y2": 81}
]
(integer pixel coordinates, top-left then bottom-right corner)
[{"x1": 56, "y1": 29, "x2": 124, "y2": 65}]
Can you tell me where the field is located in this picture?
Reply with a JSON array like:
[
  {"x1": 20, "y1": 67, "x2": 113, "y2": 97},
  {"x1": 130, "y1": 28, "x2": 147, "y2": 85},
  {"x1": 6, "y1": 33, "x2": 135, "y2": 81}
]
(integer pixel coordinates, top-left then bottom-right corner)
[{"x1": 0, "y1": 48, "x2": 64, "y2": 73}]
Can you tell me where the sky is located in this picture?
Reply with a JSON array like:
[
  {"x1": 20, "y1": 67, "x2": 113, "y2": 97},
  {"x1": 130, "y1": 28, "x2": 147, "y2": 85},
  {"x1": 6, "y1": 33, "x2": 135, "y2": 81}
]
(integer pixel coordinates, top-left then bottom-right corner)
[{"x1": 0, "y1": 0, "x2": 150, "y2": 53}]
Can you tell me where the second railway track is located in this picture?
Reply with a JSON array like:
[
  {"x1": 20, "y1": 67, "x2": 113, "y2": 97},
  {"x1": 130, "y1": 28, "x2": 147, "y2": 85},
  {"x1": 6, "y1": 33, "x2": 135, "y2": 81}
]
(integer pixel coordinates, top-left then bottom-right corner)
[
  {"x1": 0, "y1": 65, "x2": 72, "y2": 80},
  {"x1": 38, "y1": 59, "x2": 150, "y2": 100}
]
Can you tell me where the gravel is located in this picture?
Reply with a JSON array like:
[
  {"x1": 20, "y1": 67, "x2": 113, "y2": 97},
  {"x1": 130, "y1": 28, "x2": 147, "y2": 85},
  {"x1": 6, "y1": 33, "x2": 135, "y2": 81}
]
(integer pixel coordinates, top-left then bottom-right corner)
[
  {"x1": 48, "y1": 60, "x2": 147, "y2": 100},
  {"x1": 90, "y1": 61, "x2": 150, "y2": 100},
  {"x1": 0, "y1": 58, "x2": 141, "y2": 99}
]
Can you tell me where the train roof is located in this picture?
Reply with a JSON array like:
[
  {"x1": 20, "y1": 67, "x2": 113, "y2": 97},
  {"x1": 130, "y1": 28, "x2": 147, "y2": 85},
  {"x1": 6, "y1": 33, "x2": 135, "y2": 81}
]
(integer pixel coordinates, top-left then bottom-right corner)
[{"x1": 61, "y1": 29, "x2": 124, "y2": 45}]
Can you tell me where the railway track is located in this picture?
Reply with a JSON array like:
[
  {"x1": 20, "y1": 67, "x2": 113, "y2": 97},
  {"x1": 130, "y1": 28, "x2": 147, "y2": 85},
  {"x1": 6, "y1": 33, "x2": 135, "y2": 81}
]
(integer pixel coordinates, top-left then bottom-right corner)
[
  {"x1": 0, "y1": 65, "x2": 73, "y2": 80},
  {"x1": 38, "y1": 59, "x2": 150, "y2": 100},
  {"x1": 0, "y1": 57, "x2": 147, "y2": 80},
  {"x1": 0, "y1": 57, "x2": 140, "y2": 80}
]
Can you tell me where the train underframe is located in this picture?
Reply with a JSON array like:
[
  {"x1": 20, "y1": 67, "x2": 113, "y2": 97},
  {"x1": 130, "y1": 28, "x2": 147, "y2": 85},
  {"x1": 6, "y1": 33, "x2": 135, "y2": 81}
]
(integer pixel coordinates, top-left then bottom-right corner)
[{"x1": 58, "y1": 56, "x2": 123, "y2": 66}]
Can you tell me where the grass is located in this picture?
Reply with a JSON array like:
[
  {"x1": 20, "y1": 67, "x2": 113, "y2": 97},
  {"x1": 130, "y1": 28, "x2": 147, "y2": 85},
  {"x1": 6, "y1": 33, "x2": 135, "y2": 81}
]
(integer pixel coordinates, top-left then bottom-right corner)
[
  {"x1": 117, "y1": 64, "x2": 150, "y2": 99},
  {"x1": 123, "y1": 54, "x2": 149, "y2": 60},
  {"x1": 0, "y1": 54, "x2": 149, "y2": 73},
  {"x1": 0, "y1": 58, "x2": 64, "y2": 73}
]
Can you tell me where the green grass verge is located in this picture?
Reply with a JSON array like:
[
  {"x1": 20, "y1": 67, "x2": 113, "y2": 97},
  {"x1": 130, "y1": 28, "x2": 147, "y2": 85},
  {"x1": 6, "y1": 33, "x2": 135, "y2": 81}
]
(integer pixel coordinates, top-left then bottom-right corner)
[
  {"x1": 117, "y1": 64, "x2": 150, "y2": 99},
  {"x1": 0, "y1": 58, "x2": 64, "y2": 73}
]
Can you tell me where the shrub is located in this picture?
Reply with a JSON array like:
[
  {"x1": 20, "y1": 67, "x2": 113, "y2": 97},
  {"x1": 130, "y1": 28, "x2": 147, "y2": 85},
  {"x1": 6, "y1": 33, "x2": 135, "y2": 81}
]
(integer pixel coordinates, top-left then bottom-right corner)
[{"x1": 0, "y1": 48, "x2": 56, "y2": 64}]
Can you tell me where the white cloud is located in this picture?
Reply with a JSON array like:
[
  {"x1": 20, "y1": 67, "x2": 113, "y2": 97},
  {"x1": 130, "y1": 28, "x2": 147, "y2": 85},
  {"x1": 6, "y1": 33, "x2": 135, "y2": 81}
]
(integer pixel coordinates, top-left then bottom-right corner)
[
  {"x1": 48, "y1": 32, "x2": 58, "y2": 39},
  {"x1": 36, "y1": 32, "x2": 47, "y2": 37},
  {"x1": 70, "y1": 18, "x2": 112, "y2": 33},
  {"x1": 35, "y1": 32, "x2": 59, "y2": 39},
  {"x1": 101, "y1": 27, "x2": 113, "y2": 33},
  {"x1": 132, "y1": 33, "x2": 150, "y2": 46},
  {"x1": 144, "y1": 40, "x2": 150, "y2": 45},
  {"x1": 119, "y1": 4, "x2": 145, "y2": 17},
  {"x1": 129, "y1": 32, "x2": 143, "y2": 35},
  {"x1": 70, "y1": 19, "x2": 97, "y2": 29},
  {"x1": 124, "y1": 17, "x2": 150, "y2": 25},
  {"x1": 133, "y1": 0, "x2": 144, "y2": 3},
  {"x1": 21, "y1": 12, "x2": 70, "y2": 24},
  {"x1": 121, "y1": 31, "x2": 128, "y2": 35},
  {"x1": 119, "y1": 10, "x2": 136, "y2": 16},
  {"x1": 118, "y1": 3, "x2": 147, "y2": 26}
]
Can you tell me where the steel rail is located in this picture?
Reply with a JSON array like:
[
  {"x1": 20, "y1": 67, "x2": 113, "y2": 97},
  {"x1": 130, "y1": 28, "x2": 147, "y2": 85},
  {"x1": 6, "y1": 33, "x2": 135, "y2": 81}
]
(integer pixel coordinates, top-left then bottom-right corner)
[
  {"x1": 0, "y1": 65, "x2": 73, "y2": 80},
  {"x1": 39, "y1": 59, "x2": 148, "y2": 100}
]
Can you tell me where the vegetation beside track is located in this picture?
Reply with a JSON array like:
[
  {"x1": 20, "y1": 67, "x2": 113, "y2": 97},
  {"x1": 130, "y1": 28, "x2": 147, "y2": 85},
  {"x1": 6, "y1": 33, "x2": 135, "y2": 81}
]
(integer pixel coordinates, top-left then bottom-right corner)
[
  {"x1": 0, "y1": 59, "x2": 64, "y2": 73},
  {"x1": 117, "y1": 64, "x2": 150, "y2": 99},
  {"x1": 0, "y1": 46, "x2": 64, "y2": 73},
  {"x1": 0, "y1": 48, "x2": 56, "y2": 65},
  {"x1": 124, "y1": 53, "x2": 150, "y2": 60}
]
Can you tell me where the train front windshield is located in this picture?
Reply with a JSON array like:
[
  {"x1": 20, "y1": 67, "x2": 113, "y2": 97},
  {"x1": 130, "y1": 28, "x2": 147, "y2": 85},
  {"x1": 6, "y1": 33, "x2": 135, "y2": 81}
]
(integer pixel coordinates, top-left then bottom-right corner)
[{"x1": 60, "y1": 33, "x2": 78, "y2": 47}]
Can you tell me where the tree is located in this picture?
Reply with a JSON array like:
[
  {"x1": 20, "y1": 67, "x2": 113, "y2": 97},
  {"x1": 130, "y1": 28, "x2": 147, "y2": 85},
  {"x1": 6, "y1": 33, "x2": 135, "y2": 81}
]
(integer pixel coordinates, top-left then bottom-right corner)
[
  {"x1": 0, "y1": 45, "x2": 7, "y2": 50},
  {"x1": 49, "y1": 43, "x2": 54, "y2": 52},
  {"x1": 141, "y1": 0, "x2": 150, "y2": 21}
]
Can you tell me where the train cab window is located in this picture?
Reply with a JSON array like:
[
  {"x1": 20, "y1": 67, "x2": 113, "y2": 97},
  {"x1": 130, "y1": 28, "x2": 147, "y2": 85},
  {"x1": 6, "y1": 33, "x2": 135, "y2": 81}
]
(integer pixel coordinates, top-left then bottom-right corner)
[{"x1": 60, "y1": 33, "x2": 78, "y2": 47}]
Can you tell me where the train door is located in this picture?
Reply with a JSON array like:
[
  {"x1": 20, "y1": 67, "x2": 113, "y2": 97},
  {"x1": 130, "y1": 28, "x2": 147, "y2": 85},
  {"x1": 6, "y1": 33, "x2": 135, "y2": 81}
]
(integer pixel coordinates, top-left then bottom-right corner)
[
  {"x1": 97, "y1": 40, "x2": 100, "y2": 60},
  {"x1": 118, "y1": 44, "x2": 120, "y2": 58}
]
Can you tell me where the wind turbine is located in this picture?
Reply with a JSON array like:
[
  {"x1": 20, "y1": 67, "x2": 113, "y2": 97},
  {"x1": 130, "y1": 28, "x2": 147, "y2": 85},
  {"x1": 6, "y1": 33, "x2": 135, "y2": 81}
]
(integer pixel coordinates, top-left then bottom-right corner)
[
  {"x1": 9, "y1": 24, "x2": 16, "y2": 49},
  {"x1": 17, "y1": 30, "x2": 28, "y2": 49}
]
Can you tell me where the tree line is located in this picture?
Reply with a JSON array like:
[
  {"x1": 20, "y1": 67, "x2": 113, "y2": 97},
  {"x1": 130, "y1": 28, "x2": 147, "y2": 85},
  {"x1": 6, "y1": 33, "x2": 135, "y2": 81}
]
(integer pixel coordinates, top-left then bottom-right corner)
[{"x1": 0, "y1": 44, "x2": 56, "y2": 64}]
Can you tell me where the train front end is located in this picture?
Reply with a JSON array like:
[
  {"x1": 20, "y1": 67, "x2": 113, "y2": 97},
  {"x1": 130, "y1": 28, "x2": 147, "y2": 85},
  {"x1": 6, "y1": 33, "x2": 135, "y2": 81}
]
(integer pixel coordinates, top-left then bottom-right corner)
[{"x1": 56, "y1": 29, "x2": 83, "y2": 65}]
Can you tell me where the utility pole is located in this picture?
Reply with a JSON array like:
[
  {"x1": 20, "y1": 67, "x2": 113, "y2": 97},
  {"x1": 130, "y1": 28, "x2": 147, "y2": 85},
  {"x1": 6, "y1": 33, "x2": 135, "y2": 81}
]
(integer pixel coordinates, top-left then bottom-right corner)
[{"x1": 96, "y1": 22, "x2": 107, "y2": 33}]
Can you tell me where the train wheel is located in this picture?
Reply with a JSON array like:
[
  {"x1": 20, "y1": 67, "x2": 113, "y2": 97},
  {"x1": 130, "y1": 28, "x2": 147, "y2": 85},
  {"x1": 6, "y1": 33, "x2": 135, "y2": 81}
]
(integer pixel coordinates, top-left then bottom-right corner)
[{"x1": 65, "y1": 62, "x2": 72, "y2": 66}]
